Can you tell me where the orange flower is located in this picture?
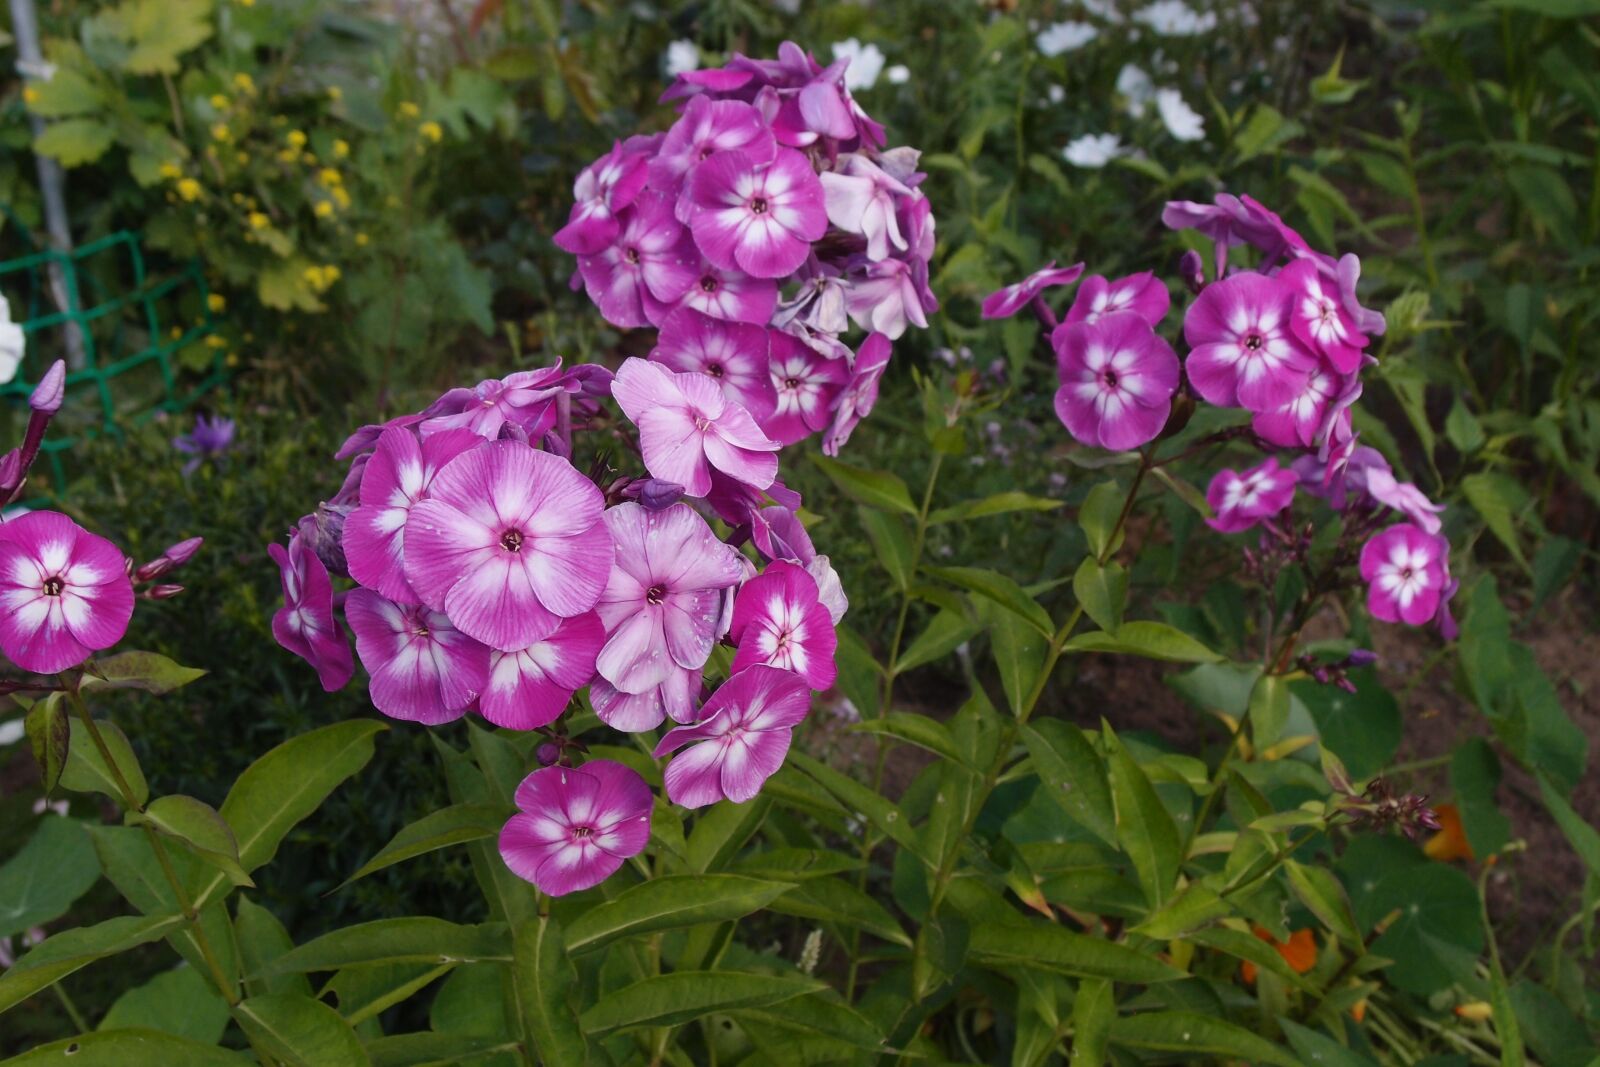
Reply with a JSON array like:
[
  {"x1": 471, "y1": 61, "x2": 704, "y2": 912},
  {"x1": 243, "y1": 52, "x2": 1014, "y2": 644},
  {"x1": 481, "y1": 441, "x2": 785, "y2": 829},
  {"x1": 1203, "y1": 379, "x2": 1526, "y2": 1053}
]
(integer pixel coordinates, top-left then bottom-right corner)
[
  {"x1": 1423, "y1": 803, "x2": 1475, "y2": 863},
  {"x1": 1240, "y1": 926, "x2": 1318, "y2": 984}
]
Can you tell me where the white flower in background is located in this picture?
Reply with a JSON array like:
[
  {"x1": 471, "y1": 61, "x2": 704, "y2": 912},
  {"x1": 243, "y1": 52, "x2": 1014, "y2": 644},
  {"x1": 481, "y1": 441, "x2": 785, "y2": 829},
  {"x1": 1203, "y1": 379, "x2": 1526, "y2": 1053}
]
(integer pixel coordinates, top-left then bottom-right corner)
[
  {"x1": 832, "y1": 39, "x2": 885, "y2": 91},
  {"x1": 0, "y1": 294, "x2": 24, "y2": 386},
  {"x1": 0, "y1": 717, "x2": 24, "y2": 747},
  {"x1": 1047, "y1": 84, "x2": 1067, "y2": 104},
  {"x1": 1116, "y1": 64, "x2": 1156, "y2": 117},
  {"x1": 1079, "y1": 0, "x2": 1126, "y2": 22},
  {"x1": 886, "y1": 64, "x2": 910, "y2": 85},
  {"x1": 1156, "y1": 88, "x2": 1206, "y2": 141},
  {"x1": 664, "y1": 39, "x2": 699, "y2": 77},
  {"x1": 1063, "y1": 133, "x2": 1125, "y2": 168},
  {"x1": 1133, "y1": 0, "x2": 1218, "y2": 36},
  {"x1": 1036, "y1": 21, "x2": 1098, "y2": 56}
]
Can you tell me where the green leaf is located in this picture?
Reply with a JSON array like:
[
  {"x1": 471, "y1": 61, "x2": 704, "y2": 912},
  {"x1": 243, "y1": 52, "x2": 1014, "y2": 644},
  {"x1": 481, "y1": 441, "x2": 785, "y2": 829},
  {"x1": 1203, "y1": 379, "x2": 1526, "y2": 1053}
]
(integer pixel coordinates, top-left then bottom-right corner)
[
  {"x1": 857, "y1": 508, "x2": 915, "y2": 591},
  {"x1": 23, "y1": 694, "x2": 69, "y2": 793},
  {"x1": 565, "y1": 875, "x2": 793, "y2": 954},
  {"x1": 1073, "y1": 558, "x2": 1127, "y2": 635},
  {"x1": 928, "y1": 491, "x2": 1062, "y2": 525},
  {"x1": 1293, "y1": 671, "x2": 1400, "y2": 781},
  {"x1": 262, "y1": 919, "x2": 511, "y2": 975},
  {"x1": 767, "y1": 876, "x2": 911, "y2": 948},
  {"x1": 339, "y1": 804, "x2": 507, "y2": 889},
  {"x1": 1065, "y1": 622, "x2": 1222, "y2": 663},
  {"x1": 1189, "y1": 928, "x2": 1316, "y2": 992},
  {"x1": 1149, "y1": 467, "x2": 1212, "y2": 519},
  {"x1": 100, "y1": 964, "x2": 229, "y2": 1043},
  {"x1": 850, "y1": 712, "x2": 966, "y2": 765},
  {"x1": 1461, "y1": 471, "x2": 1531, "y2": 570},
  {"x1": 511, "y1": 915, "x2": 587, "y2": 1066},
  {"x1": 235, "y1": 897, "x2": 310, "y2": 999},
  {"x1": 0, "y1": 913, "x2": 185, "y2": 1015},
  {"x1": 364, "y1": 1033, "x2": 519, "y2": 1067},
  {"x1": 1130, "y1": 884, "x2": 1230, "y2": 940},
  {"x1": 60, "y1": 716, "x2": 147, "y2": 808},
  {"x1": 1284, "y1": 860, "x2": 1362, "y2": 948},
  {"x1": 1484, "y1": 0, "x2": 1600, "y2": 14},
  {"x1": 1452, "y1": 739, "x2": 1511, "y2": 859},
  {"x1": 1107, "y1": 731, "x2": 1182, "y2": 910},
  {"x1": 326, "y1": 963, "x2": 452, "y2": 1028},
  {"x1": 130, "y1": 795, "x2": 251, "y2": 888},
  {"x1": 26, "y1": 67, "x2": 104, "y2": 118},
  {"x1": 1079, "y1": 482, "x2": 1126, "y2": 559},
  {"x1": 983, "y1": 600, "x2": 1048, "y2": 717},
  {"x1": 1279, "y1": 1020, "x2": 1378, "y2": 1067},
  {"x1": 580, "y1": 972, "x2": 825, "y2": 1034},
  {"x1": 2, "y1": 1029, "x2": 251, "y2": 1065},
  {"x1": 729, "y1": 992, "x2": 886, "y2": 1052},
  {"x1": 789, "y1": 752, "x2": 930, "y2": 864},
  {"x1": 235, "y1": 993, "x2": 370, "y2": 1067},
  {"x1": 1021, "y1": 720, "x2": 1117, "y2": 847},
  {"x1": 968, "y1": 922, "x2": 1182, "y2": 983},
  {"x1": 0, "y1": 817, "x2": 100, "y2": 940},
  {"x1": 895, "y1": 608, "x2": 981, "y2": 674},
  {"x1": 1505, "y1": 164, "x2": 1579, "y2": 240},
  {"x1": 33, "y1": 118, "x2": 115, "y2": 166},
  {"x1": 1341, "y1": 838, "x2": 1483, "y2": 994},
  {"x1": 1248, "y1": 674, "x2": 1292, "y2": 751},
  {"x1": 931, "y1": 566, "x2": 1054, "y2": 636},
  {"x1": 81, "y1": 652, "x2": 206, "y2": 695},
  {"x1": 810, "y1": 455, "x2": 917, "y2": 515},
  {"x1": 1068, "y1": 978, "x2": 1112, "y2": 1067},
  {"x1": 1109, "y1": 1010, "x2": 1302, "y2": 1066},
  {"x1": 1538, "y1": 774, "x2": 1600, "y2": 876}
]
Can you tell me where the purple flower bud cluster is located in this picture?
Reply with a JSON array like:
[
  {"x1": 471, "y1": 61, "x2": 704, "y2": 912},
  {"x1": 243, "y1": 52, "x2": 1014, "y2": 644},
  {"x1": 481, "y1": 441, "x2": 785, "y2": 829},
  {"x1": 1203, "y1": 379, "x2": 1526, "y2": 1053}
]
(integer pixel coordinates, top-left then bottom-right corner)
[
  {"x1": 983, "y1": 192, "x2": 1456, "y2": 637},
  {"x1": 556, "y1": 42, "x2": 936, "y2": 457},
  {"x1": 271, "y1": 357, "x2": 849, "y2": 897},
  {"x1": 1337, "y1": 776, "x2": 1442, "y2": 842}
]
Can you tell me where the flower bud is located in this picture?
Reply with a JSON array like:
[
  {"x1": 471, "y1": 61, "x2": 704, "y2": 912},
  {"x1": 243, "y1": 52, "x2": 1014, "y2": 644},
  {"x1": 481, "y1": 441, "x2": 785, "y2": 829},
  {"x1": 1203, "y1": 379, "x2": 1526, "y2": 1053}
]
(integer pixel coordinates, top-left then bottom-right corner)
[
  {"x1": 329, "y1": 454, "x2": 369, "y2": 507},
  {"x1": 1346, "y1": 648, "x2": 1378, "y2": 669},
  {"x1": 1177, "y1": 249, "x2": 1205, "y2": 294},
  {"x1": 0, "y1": 449, "x2": 25, "y2": 501},
  {"x1": 146, "y1": 583, "x2": 185, "y2": 599},
  {"x1": 309, "y1": 503, "x2": 353, "y2": 577},
  {"x1": 632, "y1": 479, "x2": 686, "y2": 511},
  {"x1": 134, "y1": 536, "x2": 205, "y2": 581},
  {"x1": 29, "y1": 361, "x2": 66, "y2": 414},
  {"x1": 535, "y1": 742, "x2": 562, "y2": 766}
]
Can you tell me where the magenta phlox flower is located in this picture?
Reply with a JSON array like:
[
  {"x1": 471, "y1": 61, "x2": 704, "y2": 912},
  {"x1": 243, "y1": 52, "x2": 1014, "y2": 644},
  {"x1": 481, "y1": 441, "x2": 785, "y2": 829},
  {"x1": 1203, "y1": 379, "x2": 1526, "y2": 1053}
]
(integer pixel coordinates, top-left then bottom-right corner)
[
  {"x1": 345, "y1": 588, "x2": 489, "y2": 724},
  {"x1": 774, "y1": 262, "x2": 850, "y2": 335},
  {"x1": 419, "y1": 362, "x2": 573, "y2": 441},
  {"x1": 652, "y1": 96, "x2": 777, "y2": 204},
  {"x1": 268, "y1": 515, "x2": 353, "y2": 691},
  {"x1": 594, "y1": 501, "x2": 745, "y2": 697},
  {"x1": 1362, "y1": 465, "x2": 1445, "y2": 534},
  {"x1": 1065, "y1": 272, "x2": 1170, "y2": 328},
  {"x1": 703, "y1": 470, "x2": 802, "y2": 531},
  {"x1": 554, "y1": 142, "x2": 651, "y2": 255},
  {"x1": 1183, "y1": 271, "x2": 1318, "y2": 412},
  {"x1": 688, "y1": 148, "x2": 828, "y2": 279},
  {"x1": 345, "y1": 426, "x2": 481, "y2": 602},
  {"x1": 1251, "y1": 362, "x2": 1345, "y2": 449},
  {"x1": 404, "y1": 441, "x2": 613, "y2": 651},
  {"x1": 0, "y1": 511, "x2": 134, "y2": 675},
  {"x1": 1052, "y1": 312, "x2": 1180, "y2": 451},
  {"x1": 761, "y1": 330, "x2": 850, "y2": 445},
  {"x1": 1204, "y1": 458, "x2": 1297, "y2": 534},
  {"x1": 822, "y1": 331, "x2": 891, "y2": 455},
  {"x1": 499, "y1": 760, "x2": 652, "y2": 896},
  {"x1": 820, "y1": 154, "x2": 913, "y2": 261},
  {"x1": 1278, "y1": 258, "x2": 1368, "y2": 374},
  {"x1": 650, "y1": 308, "x2": 778, "y2": 421},
  {"x1": 480, "y1": 611, "x2": 606, "y2": 730},
  {"x1": 729, "y1": 560, "x2": 838, "y2": 689},
  {"x1": 982, "y1": 261, "x2": 1085, "y2": 320},
  {"x1": 592, "y1": 665, "x2": 702, "y2": 732},
  {"x1": 654, "y1": 665, "x2": 811, "y2": 807},
  {"x1": 675, "y1": 258, "x2": 779, "y2": 324},
  {"x1": 578, "y1": 191, "x2": 699, "y2": 329},
  {"x1": 611, "y1": 357, "x2": 780, "y2": 495},
  {"x1": 845, "y1": 256, "x2": 928, "y2": 339},
  {"x1": 1360, "y1": 524, "x2": 1449, "y2": 626}
]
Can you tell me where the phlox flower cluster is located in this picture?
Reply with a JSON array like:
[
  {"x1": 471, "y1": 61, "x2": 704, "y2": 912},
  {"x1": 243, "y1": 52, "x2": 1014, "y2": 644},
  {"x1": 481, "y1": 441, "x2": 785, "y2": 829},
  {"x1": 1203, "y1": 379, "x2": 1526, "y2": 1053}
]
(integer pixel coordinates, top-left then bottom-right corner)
[
  {"x1": 270, "y1": 355, "x2": 847, "y2": 897},
  {"x1": 555, "y1": 41, "x2": 936, "y2": 457},
  {"x1": 982, "y1": 192, "x2": 1455, "y2": 635}
]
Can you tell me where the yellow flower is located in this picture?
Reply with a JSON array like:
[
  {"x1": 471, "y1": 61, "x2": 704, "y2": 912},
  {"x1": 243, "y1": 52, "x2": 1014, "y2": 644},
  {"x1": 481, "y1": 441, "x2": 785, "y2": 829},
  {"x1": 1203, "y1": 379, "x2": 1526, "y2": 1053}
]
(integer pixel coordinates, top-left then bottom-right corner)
[
  {"x1": 286, "y1": 130, "x2": 307, "y2": 148},
  {"x1": 332, "y1": 139, "x2": 350, "y2": 159},
  {"x1": 303, "y1": 152, "x2": 317, "y2": 165},
  {"x1": 321, "y1": 264, "x2": 341, "y2": 284},
  {"x1": 176, "y1": 178, "x2": 202, "y2": 202},
  {"x1": 238, "y1": 0, "x2": 255, "y2": 7},
  {"x1": 314, "y1": 201, "x2": 334, "y2": 218},
  {"x1": 207, "y1": 293, "x2": 226, "y2": 313},
  {"x1": 354, "y1": 232, "x2": 369, "y2": 247},
  {"x1": 233, "y1": 72, "x2": 256, "y2": 94},
  {"x1": 226, "y1": 352, "x2": 240, "y2": 367},
  {"x1": 327, "y1": 86, "x2": 343, "y2": 101},
  {"x1": 303, "y1": 265, "x2": 325, "y2": 288},
  {"x1": 398, "y1": 101, "x2": 420, "y2": 120},
  {"x1": 332, "y1": 187, "x2": 351, "y2": 209},
  {"x1": 248, "y1": 212, "x2": 270, "y2": 230},
  {"x1": 22, "y1": 86, "x2": 39, "y2": 105},
  {"x1": 211, "y1": 123, "x2": 230, "y2": 142},
  {"x1": 205, "y1": 334, "x2": 227, "y2": 349},
  {"x1": 419, "y1": 121, "x2": 443, "y2": 144},
  {"x1": 276, "y1": 148, "x2": 298, "y2": 164},
  {"x1": 318, "y1": 168, "x2": 341, "y2": 186},
  {"x1": 159, "y1": 162, "x2": 182, "y2": 180},
  {"x1": 210, "y1": 94, "x2": 229, "y2": 110},
  {"x1": 169, "y1": 326, "x2": 183, "y2": 340},
  {"x1": 235, "y1": 151, "x2": 249, "y2": 165}
]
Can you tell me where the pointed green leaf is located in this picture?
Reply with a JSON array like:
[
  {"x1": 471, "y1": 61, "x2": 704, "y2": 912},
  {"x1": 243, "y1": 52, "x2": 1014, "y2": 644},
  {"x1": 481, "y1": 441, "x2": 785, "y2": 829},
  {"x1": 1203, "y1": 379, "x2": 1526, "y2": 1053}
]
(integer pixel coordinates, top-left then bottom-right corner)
[
  {"x1": 851, "y1": 712, "x2": 966, "y2": 765},
  {"x1": 1107, "y1": 731, "x2": 1182, "y2": 910},
  {"x1": 100, "y1": 964, "x2": 229, "y2": 1043},
  {"x1": 1073, "y1": 558, "x2": 1127, "y2": 634},
  {"x1": 1022, "y1": 720, "x2": 1117, "y2": 847},
  {"x1": 579, "y1": 972, "x2": 825, "y2": 1034},
  {"x1": 928, "y1": 491, "x2": 1062, "y2": 525},
  {"x1": 60, "y1": 717, "x2": 147, "y2": 808},
  {"x1": 1069, "y1": 978, "x2": 1113, "y2": 1067},
  {"x1": 857, "y1": 508, "x2": 915, "y2": 591},
  {"x1": 81, "y1": 651, "x2": 206, "y2": 695},
  {"x1": 339, "y1": 804, "x2": 507, "y2": 889},
  {"x1": 895, "y1": 607, "x2": 982, "y2": 675},
  {"x1": 1065, "y1": 622, "x2": 1222, "y2": 663},
  {"x1": 235, "y1": 897, "x2": 310, "y2": 999},
  {"x1": 811, "y1": 455, "x2": 916, "y2": 515},
  {"x1": 565, "y1": 875, "x2": 793, "y2": 954},
  {"x1": 1248, "y1": 673, "x2": 1292, "y2": 751},
  {"x1": 131, "y1": 795, "x2": 251, "y2": 888},
  {"x1": 932, "y1": 566, "x2": 1053, "y2": 636},
  {"x1": 1109, "y1": 1010, "x2": 1303, "y2": 1066},
  {"x1": 511, "y1": 915, "x2": 587, "y2": 1066},
  {"x1": 235, "y1": 992, "x2": 369, "y2": 1067},
  {"x1": 0, "y1": 816, "x2": 100, "y2": 940},
  {"x1": 767, "y1": 876, "x2": 911, "y2": 948},
  {"x1": 262, "y1": 919, "x2": 511, "y2": 975},
  {"x1": 968, "y1": 922, "x2": 1182, "y2": 983},
  {"x1": 23, "y1": 694, "x2": 69, "y2": 793},
  {"x1": 2, "y1": 1029, "x2": 251, "y2": 1065},
  {"x1": 0, "y1": 913, "x2": 185, "y2": 1015}
]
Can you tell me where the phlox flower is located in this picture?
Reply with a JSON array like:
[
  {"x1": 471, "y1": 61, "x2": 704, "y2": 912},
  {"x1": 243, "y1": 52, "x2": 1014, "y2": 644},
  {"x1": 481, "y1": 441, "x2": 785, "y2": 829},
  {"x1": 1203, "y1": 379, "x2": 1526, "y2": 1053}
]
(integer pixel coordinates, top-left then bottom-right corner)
[
  {"x1": 823, "y1": 332, "x2": 891, "y2": 456},
  {"x1": 650, "y1": 308, "x2": 778, "y2": 421},
  {"x1": 481, "y1": 612, "x2": 606, "y2": 730},
  {"x1": 1360, "y1": 524, "x2": 1449, "y2": 626},
  {"x1": 1052, "y1": 312, "x2": 1180, "y2": 451},
  {"x1": 1062, "y1": 134, "x2": 1124, "y2": 169},
  {"x1": 1037, "y1": 21, "x2": 1099, "y2": 56},
  {"x1": 591, "y1": 666, "x2": 702, "y2": 732},
  {"x1": 0, "y1": 511, "x2": 135, "y2": 675},
  {"x1": 1183, "y1": 272, "x2": 1317, "y2": 411},
  {"x1": 1066, "y1": 272, "x2": 1169, "y2": 327},
  {"x1": 553, "y1": 141, "x2": 651, "y2": 255},
  {"x1": 654, "y1": 665, "x2": 811, "y2": 807},
  {"x1": 1251, "y1": 362, "x2": 1343, "y2": 449},
  {"x1": 1278, "y1": 258, "x2": 1368, "y2": 374},
  {"x1": 578, "y1": 191, "x2": 699, "y2": 329},
  {"x1": 594, "y1": 502, "x2": 745, "y2": 698},
  {"x1": 404, "y1": 441, "x2": 613, "y2": 651},
  {"x1": 345, "y1": 589, "x2": 489, "y2": 724},
  {"x1": 729, "y1": 560, "x2": 838, "y2": 689},
  {"x1": 611, "y1": 358, "x2": 780, "y2": 496},
  {"x1": 688, "y1": 148, "x2": 828, "y2": 279},
  {"x1": 762, "y1": 330, "x2": 850, "y2": 446},
  {"x1": 344, "y1": 426, "x2": 480, "y2": 603},
  {"x1": 269, "y1": 515, "x2": 353, "y2": 691},
  {"x1": 1204, "y1": 458, "x2": 1296, "y2": 534},
  {"x1": 846, "y1": 256, "x2": 930, "y2": 339},
  {"x1": 821, "y1": 154, "x2": 913, "y2": 261},
  {"x1": 774, "y1": 264, "x2": 850, "y2": 335},
  {"x1": 499, "y1": 760, "x2": 652, "y2": 896},
  {"x1": 650, "y1": 97, "x2": 777, "y2": 200},
  {"x1": 676, "y1": 258, "x2": 778, "y2": 325},
  {"x1": 420, "y1": 363, "x2": 573, "y2": 441},
  {"x1": 982, "y1": 261, "x2": 1085, "y2": 320}
]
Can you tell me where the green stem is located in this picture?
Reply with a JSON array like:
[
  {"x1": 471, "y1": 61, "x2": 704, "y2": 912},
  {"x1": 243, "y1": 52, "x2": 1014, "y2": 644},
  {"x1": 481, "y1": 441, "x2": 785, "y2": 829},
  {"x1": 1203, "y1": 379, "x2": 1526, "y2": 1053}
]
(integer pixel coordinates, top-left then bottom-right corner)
[{"x1": 50, "y1": 983, "x2": 87, "y2": 1033}]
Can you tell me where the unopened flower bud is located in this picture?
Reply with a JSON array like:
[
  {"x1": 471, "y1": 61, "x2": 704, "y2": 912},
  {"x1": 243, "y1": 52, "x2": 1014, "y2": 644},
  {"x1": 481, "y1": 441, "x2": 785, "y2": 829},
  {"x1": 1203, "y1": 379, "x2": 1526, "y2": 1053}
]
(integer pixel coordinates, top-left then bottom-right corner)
[
  {"x1": 146, "y1": 583, "x2": 185, "y2": 599},
  {"x1": 1346, "y1": 648, "x2": 1378, "y2": 669},
  {"x1": 535, "y1": 742, "x2": 562, "y2": 766},
  {"x1": 1158, "y1": 392, "x2": 1195, "y2": 439},
  {"x1": 632, "y1": 479, "x2": 686, "y2": 511},
  {"x1": 0, "y1": 449, "x2": 25, "y2": 500},
  {"x1": 29, "y1": 361, "x2": 66, "y2": 414},
  {"x1": 309, "y1": 503, "x2": 353, "y2": 577},
  {"x1": 135, "y1": 535, "x2": 205, "y2": 581},
  {"x1": 1178, "y1": 250, "x2": 1205, "y2": 294}
]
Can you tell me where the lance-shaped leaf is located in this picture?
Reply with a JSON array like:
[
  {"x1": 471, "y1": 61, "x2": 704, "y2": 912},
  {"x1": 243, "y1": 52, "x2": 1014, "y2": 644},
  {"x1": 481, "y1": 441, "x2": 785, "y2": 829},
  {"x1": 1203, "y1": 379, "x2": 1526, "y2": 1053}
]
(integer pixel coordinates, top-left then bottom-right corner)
[
  {"x1": 3, "y1": 1028, "x2": 252, "y2": 1065},
  {"x1": 510, "y1": 915, "x2": 587, "y2": 1066},
  {"x1": 564, "y1": 875, "x2": 794, "y2": 954},
  {"x1": 968, "y1": 922, "x2": 1181, "y2": 983},
  {"x1": 811, "y1": 454, "x2": 917, "y2": 515},
  {"x1": 1108, "y1": 1010, "x2": 1302, "y2": 1066},
  {"x1": 130, "y1": 795, "x2": 252, "y2": 888},
  {"x1": 60, "y1": 717, "x2": 147, "y2": 808},
  {"x1": 0, "y1": 913, "x2": 185, "y2": 1015},
  {"x1": 0, "y1": 816, "x2": 100, "y2": 940},
  {"x1": 234, "y1": 992, "x2": 369, "y2": 1067},
  {"x1": 579, "y1": 972, "x2": 825, "y2": 1034},
  {"x1": 23, "y1": 694, "x2": 69, "y2": 793},
  {"x1": 337, "y1": 803, "x2": 508, "y2": 889},
  {"x1": 260, "y1": 919, "x2": 511, "y2": 976},
  {"x1": 80, "y1": 651, "x2": 206, "y2": 695}
]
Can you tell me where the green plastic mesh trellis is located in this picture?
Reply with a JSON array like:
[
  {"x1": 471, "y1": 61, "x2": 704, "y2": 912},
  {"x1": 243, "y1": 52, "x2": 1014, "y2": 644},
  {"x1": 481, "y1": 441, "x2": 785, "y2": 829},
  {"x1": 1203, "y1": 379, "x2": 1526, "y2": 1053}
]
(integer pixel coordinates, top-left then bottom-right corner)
[{"x1": 0, "y1": 210, "x2": 228, "y2": 494}]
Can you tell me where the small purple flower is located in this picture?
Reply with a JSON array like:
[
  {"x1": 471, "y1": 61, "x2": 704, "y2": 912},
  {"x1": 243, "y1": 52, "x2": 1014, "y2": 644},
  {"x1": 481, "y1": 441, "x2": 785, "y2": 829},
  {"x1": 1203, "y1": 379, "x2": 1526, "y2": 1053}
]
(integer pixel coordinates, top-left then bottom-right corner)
[
  {"x1": 1065, "y1": 272, "x2": 1169, "y2": 328},
  {"x1": 844, "y1": 256, "x2": 928, "y2": 339},
  {"x1": 1052, "y1": 312, "x2": 1180, "y2": 451},
  {"x1": 173, "y1": 414, "x2": 236, "y2": 474},
  {"x1": 345, "y1": 589, "x2": 490, "y2": 725},
  {"x1": 418, "y1": 364, "x2": 572, "y2": 442},
  {"x1": 1204, "y1": 458, "x2": 1297, "y2": 534},
  {"x1": 654, "y1": 665, "x2": 811, "y2": 808},
  {"x1": 0, "y1": 511, "x2": 135, "y2": 674},
  {"x1": 650, "y1": 96, "x2": 777, "y2": 198},
  {"x1": 981, "y1": 261, "x2": 1085, "y2": 320},
  {"x1": 480, "y1": 611, "x2": 605, "y2": 730},
  {"x1": 820, "y1": 154, "x2": 913, "y2": 261},
  {"x1": 729, "y1": 561, "x2": 838, "y2": 689},
  {"x1": 269, "y1": 515, "x2": 354, "y2": 692},
  {"x1": 762, "y1": 330, "x2": 850, "y2": 446},
  {"x1": 611, "y1": 357, "x2": 780, "y2": 496},
  {"x1": 822, "y1": 332, "x2": 891, "y2": 456},
  {"x1": 1279, "y1": 259, "x2": 1367, "y2": 375},
  {"x1": 499, "y1": 760, "x2": 652, "y2": 896},
  {"x1": 650, "y1": 308, "x2": 778, "y2": 421},
  {"x1": 1360, "y1": 523, "x2": 1449, "y2": 627},
  {"x1": 1183, "y1": 272, "x2": 1318, "y2": 412},
  {"x1": 688, "y1": 148, "x2": 828, "y2": 279},
  {"x1": 553, "y1": 142, "x2": 651, "y2": 255},
  {"x1": 578, "y1": 191, "x2": 699, "y2": 329}
]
